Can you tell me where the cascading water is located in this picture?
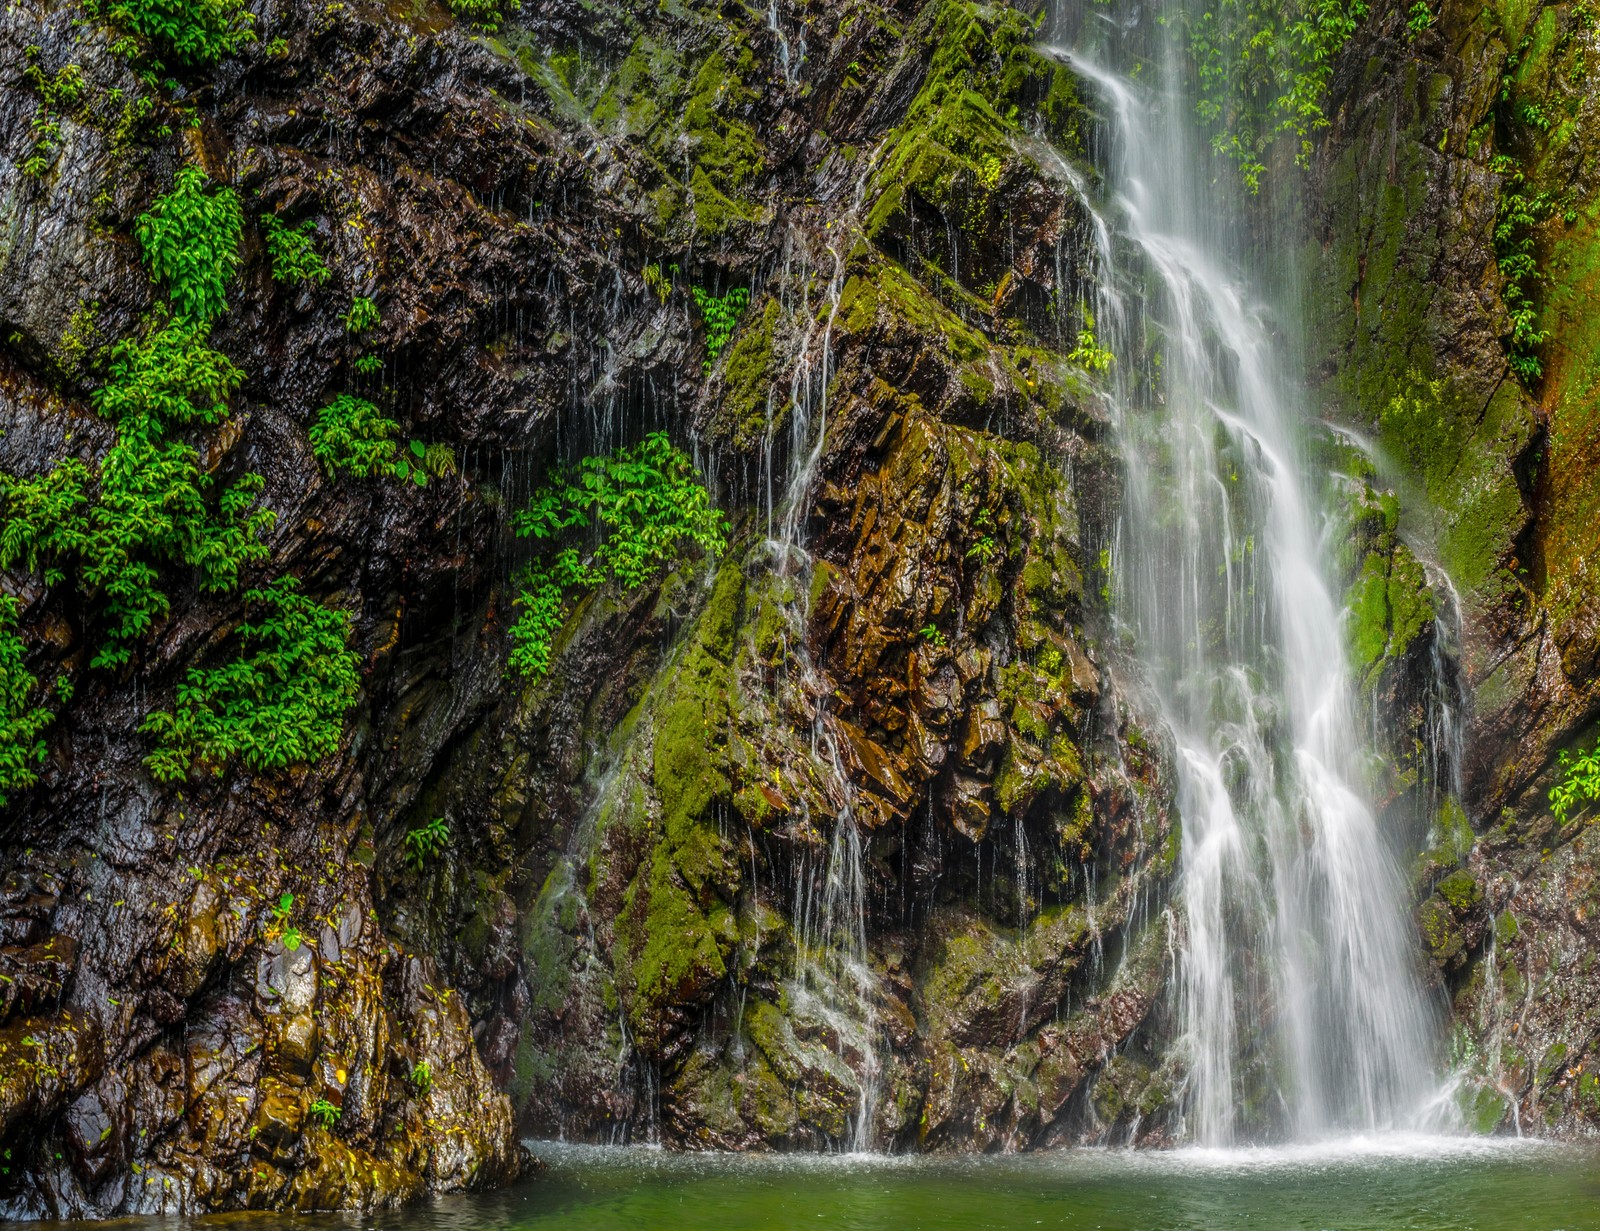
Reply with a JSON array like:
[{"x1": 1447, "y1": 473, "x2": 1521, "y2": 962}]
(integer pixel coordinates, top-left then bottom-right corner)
[{"x1": 1044, "y1": 6, "x2": 1444, "y2": 1144}]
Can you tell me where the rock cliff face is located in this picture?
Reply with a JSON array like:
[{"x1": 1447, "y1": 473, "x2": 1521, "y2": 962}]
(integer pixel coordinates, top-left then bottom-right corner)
[
  {"x1": 0, "y1": 0, "x2": 1184, "y2": 1215},
  {"x1": 1308, "y1": 0, "x2": 1600, "y2": 1135},
  {"x1": 2, "y1": 0, "x2": 1597, "y2": 1212}
]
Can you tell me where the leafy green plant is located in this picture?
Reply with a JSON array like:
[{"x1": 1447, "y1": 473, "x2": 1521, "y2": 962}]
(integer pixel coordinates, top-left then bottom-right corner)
[
  {"x1": 94, "y1": 0, "x2": 255, "y2": 68},
  {"x1": 309, "y1": 396, "x2": 401, "y2": 479},
  {"x1": 307, "y1": 1097, "x2": 340, "y2": 1127},
  {"x1": 342, "y1": 296, "x2": 379, "y2": 334},
  {"x1": 1068, "y1": 308, "x2": 1114, "y2": 373},
  {"x1": 274, "y1": 890, "x2": 293, "y2": 920},
  {"x1": 353, "y1": 353, "x2": 382, "y2": 375},
  {"x1": 919, "y1": 624, "x2": 946, "y2": 647},
  {"x1": 260, "y1": 215, "x2": 330, "y2": 286},
  {"x1": 140, "y1": 577, "x2": 361, "y2": 780},
  {"x1": 1405, "y1": 0, "x2": 1432, "y2": 36},
  {"x1": 965, "y1": 535, "x2": 997, "y2": 563},
  {"x1": 1187, "y1": 0, "x2": 1367, "y2": 191},
  {"x1": 642, "y1": 262, "x2": 671, "y2": 303},
  {"x1": 403, "y1": 817, "x2": 450, "y2": 870},
  {"x1": 1551, "y1": 738, "x2": 1600, "y2": 825},
  {"x1": 446, "y1": 0, "x2": 518, "y2": 31},
  {"x1": 410, "y1": 1060, "x2": 432, "y2": 1093},
  {"x1": 135, "y1": 166, "x2": 243, "y2": 324},
  {"x1": 281, "y1": 926, "x2": 303, "y2": 951},
  {"x1": 95, "y1": 314, "x2": 244, "y2": 429},
  {"x1": 1491, "y1": 155, "x2": 1550, "y2": 383},
  {"x1": 508, "y1": 433, "x2": 728, "y2": 678},
  {"x1": 0, "y1": 596, "x2": 57, "y2": 806},
  {"x1": 22, "y1": 51, "x2": 85, "y2": 179},
  {"x1": 690, "y1": 285, "x2": 750, "y2": 370}
]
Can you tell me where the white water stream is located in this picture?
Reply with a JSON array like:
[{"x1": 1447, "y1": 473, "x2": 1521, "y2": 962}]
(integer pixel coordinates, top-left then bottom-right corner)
[{"x1": 1045, "y1": 11, "x2": 1446, "y2": 1144}]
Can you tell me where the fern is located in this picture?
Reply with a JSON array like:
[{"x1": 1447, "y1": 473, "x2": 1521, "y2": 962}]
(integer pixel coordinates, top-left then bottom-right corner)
[
  {"x1": 508, "y1": 433, "x2": 727, "y2": 678},
  {"x1": 140, "y1": 578, "x2": 360, "y2": 780}
]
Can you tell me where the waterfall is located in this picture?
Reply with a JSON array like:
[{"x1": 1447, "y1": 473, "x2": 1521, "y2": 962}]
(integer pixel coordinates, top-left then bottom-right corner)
[{"x1": 1044, "y1": 8, "x2": 1443, "y2": 1144}]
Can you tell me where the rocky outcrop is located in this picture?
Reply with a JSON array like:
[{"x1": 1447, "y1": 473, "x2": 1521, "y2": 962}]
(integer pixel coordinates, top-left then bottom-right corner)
[
  {"x1": 1308, "y1": 0, "x2": 1600, "y2": 1133},
  {"x1": 0, "y1": 0, "x2": 1185, "y2": 1213}
]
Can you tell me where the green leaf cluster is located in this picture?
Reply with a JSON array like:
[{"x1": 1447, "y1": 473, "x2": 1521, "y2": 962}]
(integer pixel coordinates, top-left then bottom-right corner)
[
  {"x1": 310, "y1": 395, "x2": 401, "y2": 479},
  {"x1": 1067, "y1": 307, "x2": 1114, "y2": 373},
  {"x1": 1551, "y1": 737, "x2": 1600, "y2": 825},
  {"x1": 690, "y1": 285, "x2": 750, "y2": 370},
  {"x1": 140, "y1": 578, "x2": 360, "y2": 781},
  {"x1": 403, "y1": 817, "x2": 450, "y2": 869},
  {"x1": 1186, "y1": 0, "x2": 1367, "y2": 192},
  {"x1": 135, "y1": 166, "x2": 244, "y2": 324},
  {"x1": 447, "y1": 0, "x2": 518, "y2": 30},
  {"x1": 22, "y1": 50, "x2": 85, "y2": 179},
  {"x1": 342, "y1": 296, "x2": 380, "y2": 334},
  {"x1": 508, "y1": 433, "x2": 728, "y2": 678},
  {"x1": 0, "y1": 168, "x2": 272, "y2": 671},
  {"x1": 96, "y1": 0, "x2": 254, "y2": 69},
  {"x1": 260, "y1": 215, "x2": 331, "y2": 286},
  {"x1": 0, "y1": 596, "x2": 56, "y2": 807}
]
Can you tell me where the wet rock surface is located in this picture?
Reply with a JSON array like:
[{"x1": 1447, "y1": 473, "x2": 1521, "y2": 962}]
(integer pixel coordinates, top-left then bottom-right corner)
[
  {"x1": 0, "y1": 0, "x2": 1186, "y2": 1211},
  {"x1": 1310, "y1": 0, "x2": 1600, "y2": 1132}
]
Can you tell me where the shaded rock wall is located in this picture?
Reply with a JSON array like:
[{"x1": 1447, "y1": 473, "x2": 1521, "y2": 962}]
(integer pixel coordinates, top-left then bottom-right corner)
[{"x1": 1307, "y1": 0, "x2": 1600, "y2": 1134}]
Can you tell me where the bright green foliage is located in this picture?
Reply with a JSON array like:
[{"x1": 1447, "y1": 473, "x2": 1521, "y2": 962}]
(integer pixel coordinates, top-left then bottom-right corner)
[
  {"x1": 94, "y1": 315, "x2": 244, "y2": 430},
  {"x1": 1551, "y1": 737, "x2": 1600, "y2": 824},
  {"x1": 22, "y1": 50, "x2": 85, "y2": 179},
  {"x1": 85, "y1": 433, "x2": 272, "y2": 665},
  {"x1": 1490, "y1": 155, "x2": 1550, "y2": 383},
  {"x1": 448, "y1": 0, "x2": 518, "y2": 30},
  {"x1": 342, "y1": 296, "x2": 380, "y2": 334},
  {"x1": 140, "y1": 578, "x2": 361, "y2": 780},
  {"x1": 0, "y1": 596, "x2": 56, "y2": 806},
  {"x1": 410, "y1": 1060, "x2": 433, "y2": 1092},
  {"x1": 1405, "y1": 0, "x2": 1433, "y2": 36},
  {"x1": 260, "y1": 215, "x2": 330, "y2": 286},
  {"x1": 403, "y1": 816, "x2": 450, "y2": 869},
  {"x1": 354, "y1": 353, "x2": 382, "y2": 375},
  {"x1": 1068, "y1": 308, "x2": 1114, "y2": 373},
  {"x1": 690, "y1": 286, "x2": 749, "y2": 370},
  {"x1": 508, "y1": 433, "x2": 728, "y2": 678},
  {"x1": 307, "y1": 1097, "x2": 340, "y2": 1127},
  {"x1": 309, "y1": 395, "x2": 401, "y2": 479},
  {"x1": 135, "y1": 167, "x2": 243, "y2": 324},
  {"x1": 0, "y1": 167, "x2": 272, "y2": 671},
  {"x1": 0, "y1": 462, "x2": 92, "y2": 584},
  {"x1": 98, "y1": 0, "x2": 254, "y2": 67},
  {"x1": 1187, "y1": 0, "x2": 1368, "y2": 191}
]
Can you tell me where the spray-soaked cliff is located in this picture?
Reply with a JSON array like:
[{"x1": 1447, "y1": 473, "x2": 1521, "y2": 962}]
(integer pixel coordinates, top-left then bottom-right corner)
[{"x1": 2, "y1": 0, "x2": 1598, "y2": 1216}]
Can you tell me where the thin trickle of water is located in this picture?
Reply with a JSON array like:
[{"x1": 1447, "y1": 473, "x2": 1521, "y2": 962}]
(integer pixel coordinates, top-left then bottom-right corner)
[{"x1": 1044, "y1": 6, "x2": 1446, "y2": 1145}]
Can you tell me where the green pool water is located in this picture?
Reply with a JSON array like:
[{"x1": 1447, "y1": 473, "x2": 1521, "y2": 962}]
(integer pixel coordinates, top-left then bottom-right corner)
[{"x1": 362, "y1": 1136, "x2": 1600, "y2": 1231}]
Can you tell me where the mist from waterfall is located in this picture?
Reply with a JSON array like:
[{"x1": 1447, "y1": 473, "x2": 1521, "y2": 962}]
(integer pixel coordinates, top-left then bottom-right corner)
[{"x1": 1044, "y1": 4, "x2": 1446, "y2": 1144}]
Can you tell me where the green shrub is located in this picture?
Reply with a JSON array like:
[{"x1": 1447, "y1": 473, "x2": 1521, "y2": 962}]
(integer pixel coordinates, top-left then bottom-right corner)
[
  {"x1": 1186, "y1": 0, "x2": 1367, "y2": 191},
  {"x1": 307, "y1": 1097, "x2": 340, "y2": 1127},
  {"x1": 690, "y1": 286, "x2": 750, "y2": 369},
  {"x1": 309, "y1": 395, "x2": 401, "y2": 479},
  {"x1": 1551, "y1": 738, "x2": 1600, "y2": 825},
  {"x1": 508, "y1": 433, "x2": 727, "y2": 677},
  {"x1": 0, "y1": 461, "x2": 92, "y2": 584},
  {"x1": 342, "y1": 296, "x2": 380, "y2": 334},
  {"x1": 99, "y1": 0, "x2": 255, "y2": 68},
  {"x1": 0, "y1": 596, "x2": 56, "y2": 806},
  {"x1": 140, "y1": 577, "x2": 361, "y2": 780},
  {"x1": 1491, "y1": 156, "x2": 1550, "y2": 383},
  {"x1": 260, "y1": 215, "x2": 330, "y2": 286},
  {"x1": 135, "y1": 166, "x2": 242, "y2": 324},
  {"x1": 94, "y1": 314, "x2": 244, "y2": 430},
  {"x1": 447, "y1": 0, "x2": 519, "y2": 31},
  {"x1": 403, "y1": 816, "x2": 450, "y2": 869},
  {"x1": 1068, "y1": 307, "x2": 1114, "y2": 373}
]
